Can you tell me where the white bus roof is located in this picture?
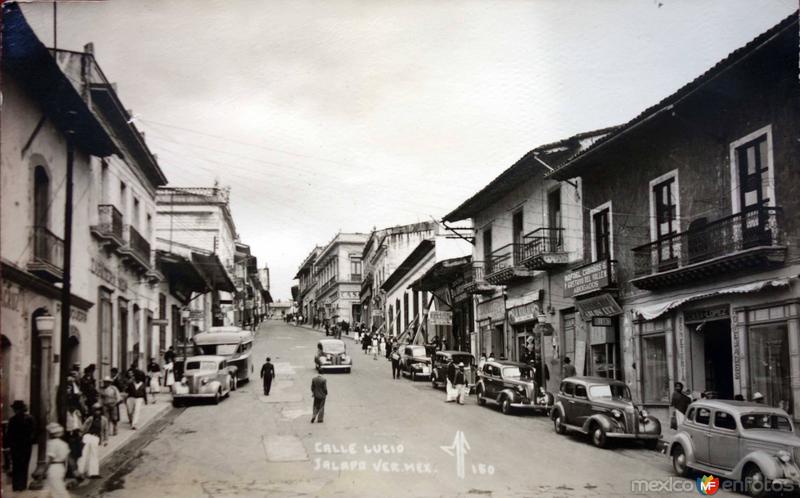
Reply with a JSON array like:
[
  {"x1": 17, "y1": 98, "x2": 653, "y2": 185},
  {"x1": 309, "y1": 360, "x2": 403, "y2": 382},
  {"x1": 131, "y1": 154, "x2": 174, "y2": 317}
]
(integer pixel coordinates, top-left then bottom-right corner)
[{"x1": 192, "y1": 329, "x2": 253, "y2": 345}]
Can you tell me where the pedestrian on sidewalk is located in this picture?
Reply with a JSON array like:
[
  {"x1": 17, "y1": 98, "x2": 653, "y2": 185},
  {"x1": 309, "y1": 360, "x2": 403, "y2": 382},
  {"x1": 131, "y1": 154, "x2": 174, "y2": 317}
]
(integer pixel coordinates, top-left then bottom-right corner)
[
  {"x1": 80, "y1": 365, "x2": 99, "y2": 409},
  {"x1": 126, "y1": 373, "x2": 148, "y2": 430},
  {"x1": 147, "y1": 358, "x2": 162, "y2": 402},
  {"x1": 164, "y1": 346, "x2": 176, "y2": 365},
  {"x1": 45, "y1": 423, "x2": 70, "y2": 498},
  {"x1": 64, "y1": 388, "x2": 84, "y2": 478},
  {"x1": 163, "y1": 360, "x2": 175, "y2": 393},
  {"x1": 562, "y1": 356, "x2": 577, "y2": 379},
  {"x1": 371, "y1": 335, "x2": 378, "y2": 360},
  {"x1": 77, "y1": 403, "x2": 108, "y2": 479},
  {"x1": 670, "y1": 382, "x2": 691, "y2": 429},
  {"x1": 445, "y1": 360, "x2": 458, "y2": 402},
  {"x1": 362, "y1": 333, "x2": 370, "y2": 354},
  {"x1": 5, "y1": 400, "x2": 35, "y2": 491},
  {"x1": 454, "y1": 363, "x2": 467, "y2": 405},
  {"x1": 101, "y1": 377, "x2": 121, "y2": 436},
  {"x1": 310, "y1": 372, "x2": 328, "y2": 424},
  {"x1": 260, "y1": 357, "x2": 275, "y2": 395},
  {"x1": 390, "y1": 347, "x2": 401, "y2": 379}
]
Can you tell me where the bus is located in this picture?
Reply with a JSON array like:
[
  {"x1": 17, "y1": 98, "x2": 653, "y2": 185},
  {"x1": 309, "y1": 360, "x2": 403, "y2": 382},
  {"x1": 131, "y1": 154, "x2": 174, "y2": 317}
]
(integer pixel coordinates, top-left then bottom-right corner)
[{"x1": 191, "y1": 327, "x2": 254, "y2": 386}]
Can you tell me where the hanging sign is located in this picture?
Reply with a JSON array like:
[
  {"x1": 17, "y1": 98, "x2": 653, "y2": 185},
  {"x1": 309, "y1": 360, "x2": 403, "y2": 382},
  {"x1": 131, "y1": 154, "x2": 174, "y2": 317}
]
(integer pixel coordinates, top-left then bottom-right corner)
[
  {"x1": 534, "y1": 322, "x2": 554, "y2": 336},
  {"x1": 591, "y1": 316, "x2": 613, "y2": 327},
  {"x1": 575, "y1": 293, "x2": 623, "y2": 321},
  {"x1": 476, "y1": 297, "x2": 505, "y2": 323},
  {"x1": 428, "y1": 311, "x2": 452, "y2": 326},
  {"x1": 508, "y1": 302, "x2": 540, "y2": 325},
  {"x1": 565, "y1": 259, "x2": 612, "y2": 297}
]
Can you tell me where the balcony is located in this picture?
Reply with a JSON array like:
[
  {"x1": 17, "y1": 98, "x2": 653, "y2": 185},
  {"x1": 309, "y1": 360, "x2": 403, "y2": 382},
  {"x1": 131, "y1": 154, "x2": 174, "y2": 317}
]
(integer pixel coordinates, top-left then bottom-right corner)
[
  {"x1": 27, "y1": 226, "x2": 64, "y2": 282},
  {"x1": 316, "y1": 276, "x2": 337, "y2": 296},
  {"x1": 350, "y1": 273, "x2": 362, "y2": 283},
  {"x1": 90, "y1": 204, "x2": 124, "y2": 250},
  {"x1": 631, "y1": 206, "x2": 786, "y2": 290},
  {"x1": 460, "y1": 261, "x2": 495, "y2": 295},
  {"x1": 119, "y1": 225, "x2": 151, "y2": 273},
  {"x1": 485, "y1": 243, "x2": 535, "y2": 285},
  {"x1": 520, "y1": 228, "x2": 569, "y2": 270}
]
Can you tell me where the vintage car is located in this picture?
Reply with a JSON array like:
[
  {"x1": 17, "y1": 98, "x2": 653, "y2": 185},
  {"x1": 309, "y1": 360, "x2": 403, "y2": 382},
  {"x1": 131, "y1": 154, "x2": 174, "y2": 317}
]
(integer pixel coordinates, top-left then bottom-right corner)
[
  {"x1": 315, "y1": 339, "x2": 352, "y2": 373},
  {"x1": 551, "y1": 376, "x2": 661, "y2": 449},
  {"x1": 400, "y1": 345, "x2": 431, "y2": 381},
  {"x1": 668, "y1": 400, "x2": 800, "y2": 497},
  {"x1": 475, "y1": 360, "x2": 554, "y2": 415},
  {"x1": 431, "y1": 351, "x2": 476, "y2": 392},
  {"x1": 192, "y1": 327, "x2": 254, "y2": 386},
  {"x1": 172, "y1": 355, "x2": 235, "y2": 406}
]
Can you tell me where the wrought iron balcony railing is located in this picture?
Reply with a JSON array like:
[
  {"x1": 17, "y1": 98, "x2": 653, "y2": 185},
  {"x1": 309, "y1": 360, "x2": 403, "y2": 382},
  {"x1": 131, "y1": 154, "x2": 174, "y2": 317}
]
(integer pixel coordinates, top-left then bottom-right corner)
[
  {"x1": 631, "y1": 206, "x2": 785, "y2": 289},
  {"x1": 28, "y1": 226, "x2": 64, "y2": 281},
  {"x1": 122, "y1": 225, "x2": 151, "y2": 270},
  {"x1": 350, "y1": 273, "x2": 362, "y2": 282},
  {"x1": 96, "y1": 204, "x2": 124, "y2": 241},
  {"x1": 520, "y1": 227, "x2": 568, "y2": 269}
]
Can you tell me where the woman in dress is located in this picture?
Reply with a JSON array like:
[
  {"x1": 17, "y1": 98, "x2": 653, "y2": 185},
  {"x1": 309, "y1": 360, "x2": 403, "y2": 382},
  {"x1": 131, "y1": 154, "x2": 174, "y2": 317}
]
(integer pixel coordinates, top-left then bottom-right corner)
[
  {"x1": 100, "y1": 377, "x2": 121, "y2": 436},
  {"x1": 77, "y1": 403, "x2": 107, "y2": 479},
  {"x1": 163, "y1": 360, "x2": 176, "y2": 392},
  {"x1": 126, "y1": 373, "x2": 148, "y2": 429},
  {"x1": 46, "y1": 423, "x2": 71, "y2": 498},
  {"x1": 147, "y1": 358, "x2": 161, "y2": 402}
]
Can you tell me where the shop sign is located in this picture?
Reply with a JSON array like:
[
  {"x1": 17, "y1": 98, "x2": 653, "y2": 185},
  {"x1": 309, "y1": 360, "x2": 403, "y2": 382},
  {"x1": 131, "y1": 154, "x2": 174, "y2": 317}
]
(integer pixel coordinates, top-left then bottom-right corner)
[
  {"x1": 508, "y1": 302, "x2": 540, "y2": 325},
  {"x1": 428, "y1": 311, "x2": 452, "y2": 326},
  {"x1": 339, "y1": 291, "x2": 360, "y2": 300},
  {"x1": 90, "y1": 257, "x2": 126, "y2": 292},
  {"x1": 190, "y1": 310, "x2": 204, "y2": 320},
  {"x1": 55, "y1": 303, "x2": 88, "y2": 323},
  {"x1": 476, "y1": 297, "x2": 505, "y2": 323},
  {"x1": 684, "y1": 305, "x2": 730, "y2": 324},
  {"x1": 564, "y1": 259, "x2": 611, "y2": 297},
  {"x1": 591, "y1": 316, "x2": 613, "y2": 327},
  {"x1": 451, "y1": 276, "x2": 469, "y2": 302},
  {"x1": 1, "y1": 282, "x2": 21, "y2": 311},
  {"x1": 575, "y1": 293, "x2": 622, "y2": 322},
  {"x1": 372, "y1": 309, "x2": 384, "y2": 317},
  {"x1": 534, "y1": 322, "x2": 554, "y2": 336}
]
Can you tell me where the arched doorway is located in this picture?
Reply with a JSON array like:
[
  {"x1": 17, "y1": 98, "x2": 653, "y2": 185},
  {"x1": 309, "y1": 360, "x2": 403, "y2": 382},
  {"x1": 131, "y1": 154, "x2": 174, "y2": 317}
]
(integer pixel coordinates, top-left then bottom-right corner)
[
  {"x1": 2, "y1": 335, "x2": 11, "y2": 420},
  {"x1": 66, "y1": 326, "x2": 81, "y2": 370},
  {"x1": 33, "y1": 166, "x2": 50, "y2": 229}
]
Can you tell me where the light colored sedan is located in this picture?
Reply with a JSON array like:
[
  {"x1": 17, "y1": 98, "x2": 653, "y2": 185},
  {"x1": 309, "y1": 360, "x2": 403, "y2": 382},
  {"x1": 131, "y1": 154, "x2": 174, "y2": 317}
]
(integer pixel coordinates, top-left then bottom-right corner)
[
  {"x1": 315, "y1": 339, "x2": 352, "y2": 373},
  {"x1": 668, "y1": 399, "x2": 800, "y2": 497},
  {"x1": 172, "y1": 355, "x2": 235, "y2": 406}
]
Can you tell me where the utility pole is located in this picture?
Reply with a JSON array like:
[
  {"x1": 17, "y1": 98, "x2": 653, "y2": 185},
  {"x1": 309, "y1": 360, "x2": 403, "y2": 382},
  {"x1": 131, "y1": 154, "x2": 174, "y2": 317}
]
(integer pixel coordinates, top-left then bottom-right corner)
[{"x1": 58, "y1": 128, "x2": 75, "y2": 423}]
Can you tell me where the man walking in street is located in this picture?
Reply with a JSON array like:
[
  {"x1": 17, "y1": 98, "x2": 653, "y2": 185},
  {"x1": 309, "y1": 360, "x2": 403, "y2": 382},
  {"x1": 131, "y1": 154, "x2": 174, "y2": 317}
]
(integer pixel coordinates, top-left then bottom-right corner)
[
  {"x1": 390, "y1": 346, "x2": 401, "y2": 379},
  {"x1": 310, "y1": 372, "x2": 328, "y2": 424},
  {"x1": 5, "y1": 400, "x2": 35, "y2": 491},
  {"x1": 454, "y1": 363, "x2": 467, "y2": 405},
  {"x1": 670, "y1": 382, "x2": 691, "y2": 429},
  {"x1": 260, "y1": 357, "x2": 275, "y2": 395}
]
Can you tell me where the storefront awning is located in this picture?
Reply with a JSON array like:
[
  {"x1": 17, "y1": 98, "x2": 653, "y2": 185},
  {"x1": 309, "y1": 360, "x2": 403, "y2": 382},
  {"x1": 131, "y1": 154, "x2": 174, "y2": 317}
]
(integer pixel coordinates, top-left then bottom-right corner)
[
  {"x1": 191, "y1": 252, "x2": 236, "y2": 293},
  {"x1": 634, "y1": 278, "x2": 792, "y2": 321}
]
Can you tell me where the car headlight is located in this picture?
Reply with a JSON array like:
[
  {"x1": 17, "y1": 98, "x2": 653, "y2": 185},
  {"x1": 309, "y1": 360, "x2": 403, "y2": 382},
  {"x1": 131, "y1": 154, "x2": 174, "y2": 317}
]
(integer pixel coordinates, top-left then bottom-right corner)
[
  {"x1": 777, "y1": 450, "x2": 792, "y2": 463},
  {"x1": 794, "y1": 447, "x2": 800, "y2": 465},
  {"x1": 611, "y1": 409, "x2": 623, "y2": 419},
  {"x1": 201, "y1": 378, "x2": 208, "y2": 385},
  {"x1": 181, "y1": 377, "x2": 187, "y2": 385},
  {"x1": 639, "y1": 409, "x2": 649, "y2": 419}
]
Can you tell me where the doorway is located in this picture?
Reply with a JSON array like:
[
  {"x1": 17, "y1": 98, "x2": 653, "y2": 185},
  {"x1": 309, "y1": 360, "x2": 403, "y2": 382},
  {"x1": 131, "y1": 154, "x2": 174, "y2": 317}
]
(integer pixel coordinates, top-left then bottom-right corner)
[{"x1": 691, "y1": 319, "x2": 734, "y2": 399}]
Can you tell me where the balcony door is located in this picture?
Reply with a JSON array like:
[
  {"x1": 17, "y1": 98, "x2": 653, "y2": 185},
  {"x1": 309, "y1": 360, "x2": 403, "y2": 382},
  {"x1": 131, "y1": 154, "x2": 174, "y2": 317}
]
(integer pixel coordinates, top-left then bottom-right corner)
[
  {"x1": 653, "y1": 177, "x2": 678, "y2": 269},
  {"x1": 736, "y1": 135, "x2": 768, "y2": 247},
  {"x1": 512, "y1": 211, "x2": 523, "y2": 265},
  {"x1": 33, "y1": 166, "x2": 50, "y2": 260}
]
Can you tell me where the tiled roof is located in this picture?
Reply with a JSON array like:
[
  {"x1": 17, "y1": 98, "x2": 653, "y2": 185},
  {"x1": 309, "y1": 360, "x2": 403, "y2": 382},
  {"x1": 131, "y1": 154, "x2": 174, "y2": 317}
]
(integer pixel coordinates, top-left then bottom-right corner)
[{"x1": 548, "y1": 10, "x2": 798, "y2": 180}]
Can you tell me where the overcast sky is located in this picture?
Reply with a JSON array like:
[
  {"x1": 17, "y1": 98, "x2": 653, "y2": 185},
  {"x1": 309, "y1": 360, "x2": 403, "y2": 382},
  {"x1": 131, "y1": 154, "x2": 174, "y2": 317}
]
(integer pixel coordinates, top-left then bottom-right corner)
[{"x1": 21, "y1": 0, "x2": 797, "y2": 300}]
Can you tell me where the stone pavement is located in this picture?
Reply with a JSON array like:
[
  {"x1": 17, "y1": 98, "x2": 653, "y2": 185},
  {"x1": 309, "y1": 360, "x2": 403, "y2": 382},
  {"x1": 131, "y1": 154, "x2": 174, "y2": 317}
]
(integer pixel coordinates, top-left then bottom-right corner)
[{"x1": 3, "y1": 392, "x2": 172, "y2": 497}]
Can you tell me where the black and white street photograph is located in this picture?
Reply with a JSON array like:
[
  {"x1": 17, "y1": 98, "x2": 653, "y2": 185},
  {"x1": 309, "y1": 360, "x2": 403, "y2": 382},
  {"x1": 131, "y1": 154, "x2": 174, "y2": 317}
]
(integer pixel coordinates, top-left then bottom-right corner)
[{"x1": 1, "y1": 1, "x2": 799, "y2": 496}]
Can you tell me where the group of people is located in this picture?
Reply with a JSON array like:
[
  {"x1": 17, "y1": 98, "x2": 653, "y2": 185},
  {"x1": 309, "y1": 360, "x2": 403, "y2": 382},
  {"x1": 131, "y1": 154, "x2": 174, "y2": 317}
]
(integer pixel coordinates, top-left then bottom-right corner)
[
  {"x1": 669, "y1": 381, "x2": 771, "y2": 429},
  {"x1": 4, "y1": 350, "x2": 178, "y2": 494}
]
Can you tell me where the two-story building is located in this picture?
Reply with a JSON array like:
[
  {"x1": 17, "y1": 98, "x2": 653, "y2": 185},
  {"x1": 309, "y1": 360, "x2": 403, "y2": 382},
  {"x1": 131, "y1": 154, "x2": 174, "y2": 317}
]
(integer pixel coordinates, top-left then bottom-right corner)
[
  {"x1": 444, "y1": 129, "x2": 614, "y2": 390},
  {"x1": 295, "y1": 247, "x2": 321, "y2": 324},
  {"x1": 549, "y1": 12, "x2": 800, "y2": 418},
  {"x1": 360, "y1": 222, "x2": 437, "y2": 332},
  {"x1": 314, "y1": 233, "x2": 368, "y2": 325}
]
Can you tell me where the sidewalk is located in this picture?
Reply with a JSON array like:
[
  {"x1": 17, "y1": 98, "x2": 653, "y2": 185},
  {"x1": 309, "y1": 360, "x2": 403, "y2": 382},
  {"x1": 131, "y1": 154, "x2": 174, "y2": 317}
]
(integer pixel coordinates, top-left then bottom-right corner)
[{"x1": 3, "y1": 392, "x2": 172, "y2": 497}]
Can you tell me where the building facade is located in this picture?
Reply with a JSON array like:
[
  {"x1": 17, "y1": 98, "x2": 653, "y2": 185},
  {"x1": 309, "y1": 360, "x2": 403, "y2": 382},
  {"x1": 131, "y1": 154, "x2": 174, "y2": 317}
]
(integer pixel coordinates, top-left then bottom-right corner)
[
  {"x1": 295, "y1": 247, "x2": 320, "y2": 323},
  {"x1": 313, "y1": 233, "x2": 368, "y2": 325},
  {"x1": 550, "y1": 14, "x2": 800, "y2": 418}
]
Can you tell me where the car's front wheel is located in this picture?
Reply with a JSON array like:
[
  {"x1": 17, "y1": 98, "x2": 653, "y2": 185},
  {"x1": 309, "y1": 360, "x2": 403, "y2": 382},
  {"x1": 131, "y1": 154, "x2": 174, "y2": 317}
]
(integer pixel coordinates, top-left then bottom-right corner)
[
  {"x1": 230, "y1": 375, "x2": 237, "y2": 391},
  {"x1": 500, "y1": 397, "x2": 511, "y2": 415},
  {"x1": 743, "y1": 464, "x2": 767, "y2": 498},
  {"x1": 553, "y1": 412, "x2": 566, "y2": 435},
  {"x1": 591, "y1": 425, "x2": 607, "y2": 448},
  {"x1": 671, "y1": 445, "x2": 689, "y2": 477},
  {"x1": 411, "y1": 372, "x2": 417, "y2": 382},
  {"x1": 476, "y1": 386, "x2": 486, "y2": 406},
  {"x1": 213, "y1": 389, "x2": 221, "y2": 405}
]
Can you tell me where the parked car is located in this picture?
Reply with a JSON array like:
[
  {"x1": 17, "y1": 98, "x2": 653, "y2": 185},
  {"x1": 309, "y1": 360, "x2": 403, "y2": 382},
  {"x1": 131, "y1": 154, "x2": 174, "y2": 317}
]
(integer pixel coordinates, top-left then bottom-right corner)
[
  {"x1": 431, "y1": 351, "x2": 476, "y2": 392},
  {"x1": 315, "y1": 339, "x2": 352, "y2": 373},
  {"x1": 172, "y1": 355, "x2": 235, "y2": 406},
  {"x1": 192, "y1": 327, "x2": 254, "y2": 386},
  {"x1": 551, "y1": 376, "x2": 661, "y2": 449},
  {"x1": 475, "y1": 360, "x2": 554, "y2": 415},
  {"x1": 400, "y1": 345, "x2": 431, "y2": 381},
  {"x1": 668, "y1": 400, "x2": 800, "y2": 497}
]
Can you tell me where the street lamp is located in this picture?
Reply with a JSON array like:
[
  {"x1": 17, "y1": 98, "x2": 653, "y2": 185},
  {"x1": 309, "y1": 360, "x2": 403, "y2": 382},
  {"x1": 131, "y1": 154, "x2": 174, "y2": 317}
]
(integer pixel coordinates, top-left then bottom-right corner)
[{"x1": 30, "y1": 310, "x2": 55, "y2": 490}]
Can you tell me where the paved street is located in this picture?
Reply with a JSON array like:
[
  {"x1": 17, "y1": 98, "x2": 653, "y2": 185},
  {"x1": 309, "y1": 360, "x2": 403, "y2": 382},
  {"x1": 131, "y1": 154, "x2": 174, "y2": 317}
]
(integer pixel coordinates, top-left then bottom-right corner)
[{"x1": 73, "y1": 320, "x2": 735, "y2": 498}]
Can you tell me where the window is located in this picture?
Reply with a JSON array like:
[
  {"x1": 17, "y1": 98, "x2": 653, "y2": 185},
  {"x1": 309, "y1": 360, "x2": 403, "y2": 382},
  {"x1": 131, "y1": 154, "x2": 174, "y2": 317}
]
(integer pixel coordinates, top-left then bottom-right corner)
[
  {"x1": 741, "y1": 413, "x2": 793, "y2": 432},
  {"x1": 574, "y1": 385, "x2": 587, "y2": 399},
  {"x1": 482, "y1": 227, "x2": 493, "y2": 262},
  {"x1": 561, "y1": 382, "x2": 574, "y2": 396},
  {"x1": 730, "y1": 126, "x2": 774, "y2": 215},
  {"x1": 651, "y1": 172, "x2": 679, "y2": 265},
  {"x1": 33, "y1": 166, "x2": 50, "y2": 228},
  {"x1": 512, "y1": 210, "x2": 524, "y2": 245},
  {"x1": 563, "y1": 313, "x2": 576, "y2": 362},
  {"x1": 403, "y1": 293, "x2": 409, "y2": 329},
  {"x1": 713, "y1": 411, "x2": 736, "y2": 431},
  {"x1": 591, "y1": 203, "x2": 611, "y2": 261},
  {"x1": 748, "y1": 323, "x2": 791, "y2": 414},
  {"x1": 548, "y1": 188, "x2": 563, "y2": 250},
  {"x1": 686, "y1": 407, "x2": 695, "y2": 421},
  {"x1": 695, "y1": 408, "x2": 711, "y2": 425},
  {"x1": 133, "y1": 197, "x2": 140, "y2": 228},
  {"x1": 120, "y1": 181, "x2": 127, "y2": 215},
  {"x1": 641, "y1": 335, "x2": 669, "y2": 403}
]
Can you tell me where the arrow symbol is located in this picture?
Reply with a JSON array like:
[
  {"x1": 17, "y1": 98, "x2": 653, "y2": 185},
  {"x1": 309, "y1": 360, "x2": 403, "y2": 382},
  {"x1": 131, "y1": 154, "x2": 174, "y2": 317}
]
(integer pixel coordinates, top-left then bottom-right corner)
[{"x1": 440, "y1": 430, "x2": 470, "y2": 479}]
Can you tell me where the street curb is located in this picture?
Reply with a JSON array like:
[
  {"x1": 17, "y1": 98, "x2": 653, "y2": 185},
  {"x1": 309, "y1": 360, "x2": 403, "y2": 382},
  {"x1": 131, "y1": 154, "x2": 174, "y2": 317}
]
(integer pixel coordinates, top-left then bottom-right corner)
[{"x1": 99, "y1": 401, "x2": 172, "y2": 466}]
